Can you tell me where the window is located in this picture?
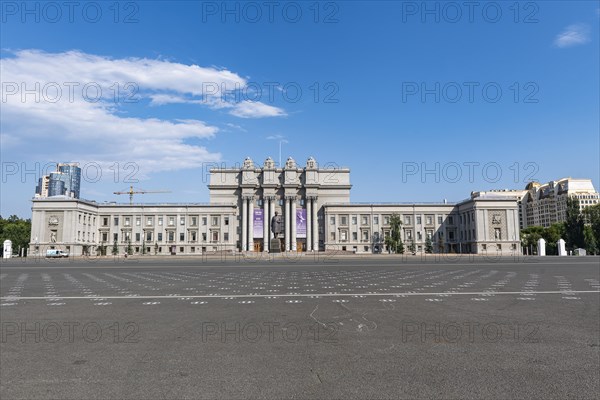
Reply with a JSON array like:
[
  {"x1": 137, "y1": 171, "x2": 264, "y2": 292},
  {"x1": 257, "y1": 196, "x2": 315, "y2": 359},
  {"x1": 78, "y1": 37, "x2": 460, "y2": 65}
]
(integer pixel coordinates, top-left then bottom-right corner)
[
  {"x1": 146, "y1": 232, "x2": 152, "y2": 241},
  {"x1": 373, "y1": 216, "x2": 379, "y2": 225},
  {"x1": 352, "y1": 216, "x2": 357, "y2": 225},
  {"x1": 224, "y1": 217, "x2": 229, "y2": 225},
  {"x1": 224, "y1": 233, "x2": 229, "y2": 241},
  {"x1": 362, "y1": 230, "x2": 369, "y2": 241},
  {"x1": 404, "y1": 215, "x2": 411, "y2": 225},
  {"x1": 352, "y1": 232, "x2": 358, "y2": 241},
  {"x1": 340, "y1": 230, "x2": 348, "y2": 241},
  {"x1": 340, "y1": 216, "x2": 348, "y2": 226},
  {"x1": 136, "y1": 218, "x2": 141, "y2": 226},
  {"x1": 417, "y1": 232, "x2": 422, "y2": 240},
  {"x1": 191, "y1": 231, "x2": 197, "y2": 241},
  {"x1": 114, "y1": 217, "x2": 119, "y2": 226},
  {"x1": 180, "y1": 217, "x2": 185, "y2": 226},
  {"x1": 103, "y1": 217, "x2": 108, "y2": 226},
  {"x1": 168, "y1": 231, "x2": 174, "y2": 242},
  {"x1": 202, "y1": 233, "x2": 207, "y2": 242},
  {"x1": 330, "y1": 216, "x2": 335, "y2": 225},
  {"x1": 125, "y1": 217, "x2": 130, "y2": 226},
  {"x1": 191, "y1": 216, "x2": 197, "y2": 226},
  {"x1": 78, "y1": 215, "x2": 81, "y2": 223},
  {"x1": 102, "y1": 232, "x2": 108, "y2": 242},
  {"x1": 135, "y1": 233, "x2": 140, "y2": 242},
  {"x1": 448, "y1": 231, "x2": 455, "y2": 240},
  {"x1": 157, "y1": 233, "x2": 163, "y2": 242},
  {"x1": 212, "y1": 231, "x2": 219, "y2": 242},
  {"x1": 180, "y1": 233, "x2": 185, "y2": 241},
  {"x1": 438, "y1": 216, "x2": 443, "y2": 224},
  {"x1": 405, "y1": 230, "x2": 412, "y2": 240},
  {"x1": 384, "y1": 216, "x2": 390, "y2": 225},
  {"x1": 158, "y1": 217, "x2": 163, "y2": 226},
  {"x1": 416, "y1": 216, "x2": 422, "y2": 225},
  {"x1": 77, "y1": 231, "x2": 81, "y2": 240},
  {"x1": 330, "y1": 232, "x2": 336, "y2": 241},
  {"x1": 426, "y1": 216, "x2": 433, "y2": 225},
  {"x1": 147, "y1": 217, "x2": 153, "y2": 226},
  {"x1": 168, "y1": 216, "x2": 175, "y2": 226},
  {"x1": 448, "y1": 216, "x2": 454, "y2": 225},
  {"x1": 180, "y1": 247, "x2": 184, "y2": 253},
  {"x1": 426, "y1": 230, "x2": 433, "y2": 239},
  {"x1": 113, "y1": 233, "x2": 118, "y2": 241},
  {"x1": 361, "y1": 215, "x2": 369, "y2": 225},
  {"x1": 202, "y1": 217, "x2": 207, "y2": 226},
  {"x1": 211, "y1": 216, "x2": 219, "y2": 226}
]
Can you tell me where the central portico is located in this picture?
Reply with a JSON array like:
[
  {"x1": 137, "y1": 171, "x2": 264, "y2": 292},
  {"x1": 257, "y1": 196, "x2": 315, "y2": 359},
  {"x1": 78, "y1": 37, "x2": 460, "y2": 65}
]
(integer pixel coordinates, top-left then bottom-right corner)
[{"x1": 208, "y1": 156, "x2": 352, "y2": 252}]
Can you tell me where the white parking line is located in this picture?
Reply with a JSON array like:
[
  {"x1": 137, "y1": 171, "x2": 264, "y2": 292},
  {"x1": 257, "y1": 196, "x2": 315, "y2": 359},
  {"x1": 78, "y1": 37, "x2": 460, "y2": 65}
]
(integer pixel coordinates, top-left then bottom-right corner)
[{"x1": 2, "y1": 290, "x2": 598, "y2": 301}]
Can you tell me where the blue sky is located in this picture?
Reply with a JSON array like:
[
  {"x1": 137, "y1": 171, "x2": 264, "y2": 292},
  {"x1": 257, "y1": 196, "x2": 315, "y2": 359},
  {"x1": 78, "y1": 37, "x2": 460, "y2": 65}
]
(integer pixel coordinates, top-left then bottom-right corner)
[{"x1": 1, "y1": 1, "x2": 599, "y2": 218}]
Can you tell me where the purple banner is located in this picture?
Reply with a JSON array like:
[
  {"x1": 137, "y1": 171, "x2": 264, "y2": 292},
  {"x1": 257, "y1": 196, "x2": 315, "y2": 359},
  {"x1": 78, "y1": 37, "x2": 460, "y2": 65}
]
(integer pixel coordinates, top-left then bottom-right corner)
[
  {"x1": 253, "y1": 209, "x2": 263, "y2": 238},
  {"x1": 296, "y1": 209, "x2": 307, "y2": 238}
]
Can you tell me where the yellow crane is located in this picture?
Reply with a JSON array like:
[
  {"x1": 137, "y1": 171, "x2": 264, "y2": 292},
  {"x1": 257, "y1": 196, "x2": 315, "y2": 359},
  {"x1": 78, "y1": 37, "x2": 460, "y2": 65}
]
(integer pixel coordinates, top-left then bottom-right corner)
[{"x1": 113, "y1": 186, "x2": 171, "y2": 205}]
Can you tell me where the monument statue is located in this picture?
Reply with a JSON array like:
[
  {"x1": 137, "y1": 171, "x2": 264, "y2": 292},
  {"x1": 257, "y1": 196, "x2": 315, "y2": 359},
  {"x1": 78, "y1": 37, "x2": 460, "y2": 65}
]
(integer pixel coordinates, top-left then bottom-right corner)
[{"x1": 271, "y1": 211, "x2": 283, "y2": 236}]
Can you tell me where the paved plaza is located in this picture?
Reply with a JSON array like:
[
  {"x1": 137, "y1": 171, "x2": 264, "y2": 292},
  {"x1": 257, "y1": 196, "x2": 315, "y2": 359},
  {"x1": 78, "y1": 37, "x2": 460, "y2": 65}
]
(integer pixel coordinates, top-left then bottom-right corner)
[{"x1": 1, "y1": 257, "x2": 599, "y2": 399}]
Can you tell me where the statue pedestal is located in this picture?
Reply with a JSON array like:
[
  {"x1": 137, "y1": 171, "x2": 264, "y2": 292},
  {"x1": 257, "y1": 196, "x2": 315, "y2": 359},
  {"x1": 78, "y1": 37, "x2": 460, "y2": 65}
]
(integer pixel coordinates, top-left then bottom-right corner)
[{"x1": 270, "y1": 238, "x2": 282, "y2": 253}]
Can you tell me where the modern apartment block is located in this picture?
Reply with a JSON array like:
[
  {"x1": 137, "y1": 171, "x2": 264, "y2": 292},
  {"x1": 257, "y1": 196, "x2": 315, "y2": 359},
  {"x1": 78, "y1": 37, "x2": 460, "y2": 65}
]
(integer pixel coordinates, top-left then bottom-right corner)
[
  {"x1": 29, "y1": 157, "x2": 522, "y2": 257},
  {"x1": 474, "y1": 178, "x2": 600, "y2": 229}
]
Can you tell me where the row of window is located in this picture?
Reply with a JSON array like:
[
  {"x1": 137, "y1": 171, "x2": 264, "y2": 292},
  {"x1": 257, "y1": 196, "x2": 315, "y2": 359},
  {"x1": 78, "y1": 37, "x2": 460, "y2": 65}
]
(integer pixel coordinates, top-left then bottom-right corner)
[
  {"x1": 78, "y1": 214, "x2": 95, "y2": 226},
  {"x1": 101, "y1": 231, "x2": 229, "y2": 243},
  {"x1": 102, "y1": 215, "x2": 228, "y2": 228},
  {"x1": 330, "y1": 214, "x2": 454, "y2": 227}
]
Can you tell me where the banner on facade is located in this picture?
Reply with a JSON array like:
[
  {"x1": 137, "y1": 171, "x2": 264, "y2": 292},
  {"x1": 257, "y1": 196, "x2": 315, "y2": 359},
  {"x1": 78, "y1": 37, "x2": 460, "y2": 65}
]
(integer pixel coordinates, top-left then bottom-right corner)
[
  {"x1": 296, "y1": 209, "x2": 307, "y2": 238},
  {"x1": 253, "y1": 209, "x2": 263, "y2": 238}
]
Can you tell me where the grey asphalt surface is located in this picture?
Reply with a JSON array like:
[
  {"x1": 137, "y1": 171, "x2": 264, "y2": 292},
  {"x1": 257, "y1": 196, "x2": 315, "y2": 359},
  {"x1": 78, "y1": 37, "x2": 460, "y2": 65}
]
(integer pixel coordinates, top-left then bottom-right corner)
[{"x1": 1, "y1": 256, "x2": 599, "y2": 399}]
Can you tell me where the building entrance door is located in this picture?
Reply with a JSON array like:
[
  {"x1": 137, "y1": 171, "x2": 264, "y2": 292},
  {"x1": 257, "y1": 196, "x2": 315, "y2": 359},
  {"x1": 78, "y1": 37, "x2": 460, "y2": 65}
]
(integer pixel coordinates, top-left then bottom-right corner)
[
  {"x1": 254, "y1": 241, "x2": 262, "y2": 252},
  {"x1": 296, "y1": 241, "x2": 304, "y2": 252}
]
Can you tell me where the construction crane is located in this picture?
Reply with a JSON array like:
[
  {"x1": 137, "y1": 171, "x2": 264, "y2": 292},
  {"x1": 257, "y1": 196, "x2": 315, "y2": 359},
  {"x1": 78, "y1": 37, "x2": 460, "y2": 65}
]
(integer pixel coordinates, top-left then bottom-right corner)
[{"x1": 113, "y1": 186, "x2": 171, "y2": 205}]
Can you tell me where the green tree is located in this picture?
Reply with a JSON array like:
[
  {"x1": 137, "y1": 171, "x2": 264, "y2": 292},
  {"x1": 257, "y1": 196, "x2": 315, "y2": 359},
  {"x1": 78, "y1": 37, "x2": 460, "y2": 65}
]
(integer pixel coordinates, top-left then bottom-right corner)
[
  {"x1": 521, "y1": 226, "x2": 544, "y2": 255},
  {"x1": 542, "y1": 223, "x2": 566, "y2": 255},
  {"x1": 584, "y1": 203, "x2": 600, "y2": 251},
  {"x1": 142, "y1": 240, "x2": 146, "y2": 255},
  {"x1": 584, "y1": 225, "x2": 598, "y2": 255},
  {"x1": 425, "y1": 236, "x2": 433, "y2": 253},
  {"x1": 112, "y1": 240, "x2": 118, "y2": 255},
  {"x1": 126, "y1": 240, "x2": 133, "y2": 255},
  {"x1": 384, "y1": 214, "x2": 404, "y2": 254},
  {"x1": 565, "y1": 197, "x2": 585, "y2": 250},
  {"x1": 154, "y1": 242, "x2": 159, "y2": 255},
  {"x1": 0, "y1": 215, "x2": 31, "y2": 256}
]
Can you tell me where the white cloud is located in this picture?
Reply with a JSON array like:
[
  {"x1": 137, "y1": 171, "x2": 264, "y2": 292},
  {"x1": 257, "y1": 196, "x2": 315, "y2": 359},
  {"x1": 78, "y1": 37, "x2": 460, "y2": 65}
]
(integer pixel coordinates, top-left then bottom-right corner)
[
  {"x1": 230, "y1": 101, "x2": 287, "y2": 118},
  {"x1": 554, "y1": 24, "x2": 591, "y2": 48},
  {"x1": 0, "y1": 50, "x2": 286, "y2": 174}
]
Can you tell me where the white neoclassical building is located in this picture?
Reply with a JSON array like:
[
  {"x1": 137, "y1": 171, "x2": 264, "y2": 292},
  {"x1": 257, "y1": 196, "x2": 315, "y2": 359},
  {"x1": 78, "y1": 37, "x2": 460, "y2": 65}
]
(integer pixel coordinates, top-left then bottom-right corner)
[{"x1": 29, "y1": 157, "x2": 522, "y2": 256}]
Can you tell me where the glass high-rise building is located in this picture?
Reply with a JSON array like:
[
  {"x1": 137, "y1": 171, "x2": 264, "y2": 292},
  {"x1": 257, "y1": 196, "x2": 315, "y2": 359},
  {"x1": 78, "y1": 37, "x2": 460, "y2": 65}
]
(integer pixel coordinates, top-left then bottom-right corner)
[
  {"x1": 58, "y1": 163, "x2": 81, "y2": 199},
  {"x1": 35, "y1": 163, "x2": 82, "y2": 198}
]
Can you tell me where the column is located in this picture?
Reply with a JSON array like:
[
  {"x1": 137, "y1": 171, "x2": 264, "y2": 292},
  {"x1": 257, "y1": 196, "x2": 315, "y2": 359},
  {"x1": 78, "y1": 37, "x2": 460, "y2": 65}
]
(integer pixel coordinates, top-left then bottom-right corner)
[
  {"x1": 248, "y1": 197, "x2": 254, "y2": 251},
  {"x1": 263, "y1": 198, "x2": 269, "y2": 252},
  {"x1": 285, "y1": 197, "x2": 291, "y2": 251},
  {"x1": 241, "y1": 197, "x2": 247, "y2": 252},
  {"x1": 312, "y1": 198, "x2": 318, "y2": 252},
  {"x1": 306, "y1": 197, "x2": 312, "y2": 251},
  {"x1": 269, "y1": 197, "x2": 275, "y2": 238},
  {"x1": 291, "y1": 197, "x2": 297, "y2": 251}
]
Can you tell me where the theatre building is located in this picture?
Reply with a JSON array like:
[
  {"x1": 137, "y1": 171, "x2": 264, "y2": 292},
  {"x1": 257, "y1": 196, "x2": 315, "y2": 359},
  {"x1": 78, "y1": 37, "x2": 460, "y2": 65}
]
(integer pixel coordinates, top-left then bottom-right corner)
[{"x1": 29, "y1": 157, "x2": 521, "y2": 256}]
